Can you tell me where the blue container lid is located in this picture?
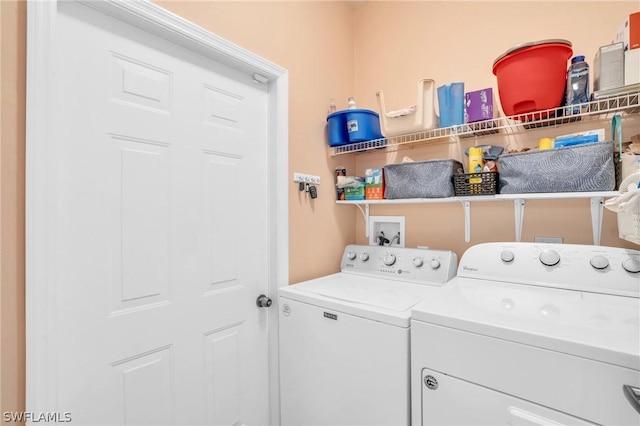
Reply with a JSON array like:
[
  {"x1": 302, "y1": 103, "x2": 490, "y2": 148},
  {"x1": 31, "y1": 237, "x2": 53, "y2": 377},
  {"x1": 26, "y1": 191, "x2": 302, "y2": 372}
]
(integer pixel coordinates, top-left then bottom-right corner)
[
  {"x1": 571, "y1": 55, "x2": 586, "y2": 63},
  {"x1": 327, "y1": 109, "x2": 379, "y2": 121}
]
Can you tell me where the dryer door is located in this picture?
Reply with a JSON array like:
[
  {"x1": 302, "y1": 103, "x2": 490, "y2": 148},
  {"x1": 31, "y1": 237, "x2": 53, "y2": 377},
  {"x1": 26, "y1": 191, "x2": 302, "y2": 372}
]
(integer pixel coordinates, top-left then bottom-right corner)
[{"x1": 419, "y1": 368, "x2": 597, "y2": 426}]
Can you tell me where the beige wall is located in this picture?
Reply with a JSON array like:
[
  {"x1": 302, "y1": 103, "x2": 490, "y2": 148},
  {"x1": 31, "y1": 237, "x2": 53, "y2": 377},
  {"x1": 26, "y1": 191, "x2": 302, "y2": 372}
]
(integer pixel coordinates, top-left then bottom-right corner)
[
  {"x1": 350, "y1": 1, "x2": 639, "y2": 256},
  {"x1": 157, "y1": 1, "x2": 358, "y2": 284},
  {"x1": 1, "y1": 0, "x2": 639, "y2": 421},
  {"x1": 0, "y1": 0, "x2": 26, "y2": 422}
]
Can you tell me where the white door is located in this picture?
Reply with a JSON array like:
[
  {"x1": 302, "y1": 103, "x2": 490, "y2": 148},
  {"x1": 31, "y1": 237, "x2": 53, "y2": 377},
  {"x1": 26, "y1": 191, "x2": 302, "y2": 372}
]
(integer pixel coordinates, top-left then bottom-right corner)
[{"x1": 26, "y1": 2, "x2": 288, "y2": 425}]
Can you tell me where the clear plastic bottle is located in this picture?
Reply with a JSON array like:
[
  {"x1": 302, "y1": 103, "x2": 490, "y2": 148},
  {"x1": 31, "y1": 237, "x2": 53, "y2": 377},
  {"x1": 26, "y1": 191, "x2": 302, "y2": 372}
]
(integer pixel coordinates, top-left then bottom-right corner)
[
  {"x1": 565, "y1": 55, "x2": 590, "y2": 115},
  {"x1": 347, "y1": 97, "x2": 357, "y2": 109},
  {"x1": 328, "y1": 98, "x2": 337, "y2": 115}
]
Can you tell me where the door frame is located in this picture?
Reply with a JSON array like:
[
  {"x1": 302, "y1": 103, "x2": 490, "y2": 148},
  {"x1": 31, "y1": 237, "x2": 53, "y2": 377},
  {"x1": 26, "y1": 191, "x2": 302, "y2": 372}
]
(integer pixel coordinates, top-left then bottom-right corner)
[{"x1": 25, "y1": 1, "x2": 289, "y2": 423}]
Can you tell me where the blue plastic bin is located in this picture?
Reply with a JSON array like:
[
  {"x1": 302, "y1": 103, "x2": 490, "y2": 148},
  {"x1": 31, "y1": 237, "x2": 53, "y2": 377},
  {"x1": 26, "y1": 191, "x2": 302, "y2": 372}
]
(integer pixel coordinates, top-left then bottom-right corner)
[
  {"x1": 327, "y1": 109, "x2": 383, "y2": 147},
  {"x1": 437, "y1": 83, "x2": 465, "y2": 128},
  {"x1": 327, "y1": 111, "x2": 350, "y2": 147}
]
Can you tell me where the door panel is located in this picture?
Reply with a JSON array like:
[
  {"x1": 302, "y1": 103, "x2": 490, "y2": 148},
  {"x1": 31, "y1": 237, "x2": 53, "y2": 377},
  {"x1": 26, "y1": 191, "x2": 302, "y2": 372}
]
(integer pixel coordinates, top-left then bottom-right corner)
[
  {"x1": 49, "y1": 2, "x2": 270, "y2": 424},
  {"x1": 205, "y1": 326, "x2": 242, "y2": 425}
]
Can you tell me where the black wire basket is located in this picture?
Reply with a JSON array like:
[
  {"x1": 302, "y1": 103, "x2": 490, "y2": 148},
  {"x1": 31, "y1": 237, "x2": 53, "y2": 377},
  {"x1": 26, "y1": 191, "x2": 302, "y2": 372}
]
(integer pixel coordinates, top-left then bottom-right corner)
[{"x1": 453, "y1": 171, "x2": 498, "y2": 196}]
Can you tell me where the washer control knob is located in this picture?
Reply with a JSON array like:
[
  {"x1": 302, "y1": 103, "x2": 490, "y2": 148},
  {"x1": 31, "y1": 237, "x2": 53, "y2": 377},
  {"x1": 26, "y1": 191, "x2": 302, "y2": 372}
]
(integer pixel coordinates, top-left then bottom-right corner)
[
  {"x1": 360, "y1": 253, "x2": 370, "y2": 262},
  {"x1": 622, "y1": 257, "x2": 640, "y2": 273},
  {"x1": 346, "y1": 251, "x2": 356, "y2": 260},
  {"x1": 429, "y1": 258, "x2": 441, "y2": 270},
  {"x1": 539, "y1": 250, "x2": 560, "y2": 267},
  {"x1": 383, "y1": 253, "x2": 397, "y2": 266},
  {"x1": 413, "y1": 257, "x2": 424, "y2": 267},
  {"x1": 500, "y1": 251, "x2": 515, "y2": 263},
  {"x1": 589, "y1": 255, "x2": 609, "y2": 270}
]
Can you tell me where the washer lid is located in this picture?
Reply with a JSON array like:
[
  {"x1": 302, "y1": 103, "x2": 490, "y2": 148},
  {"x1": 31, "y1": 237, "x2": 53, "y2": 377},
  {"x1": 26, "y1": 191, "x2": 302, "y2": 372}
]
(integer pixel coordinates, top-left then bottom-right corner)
[
  {"x1": 411, "y1": 277, "x2": 640, "y2": 370},
  {"x1": 279, "y1": 273, "x2": 442, "y2": 327}
]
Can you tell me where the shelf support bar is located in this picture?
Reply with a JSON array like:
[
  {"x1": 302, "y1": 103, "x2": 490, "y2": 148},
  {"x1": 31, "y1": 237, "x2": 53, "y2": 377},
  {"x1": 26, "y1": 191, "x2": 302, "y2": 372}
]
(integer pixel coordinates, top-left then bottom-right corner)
[
  {"x1": 514, "y1": 199, "x2": 525, "y2": 242},
  {"x1": 461, "y1": 201, "x2": 471, "y2": 243},
  {"x1": 355, "y1": 203, "x2": 370, "y2": 238},
  {"x1": 590, "y1": 196, "x2": 604, "y2": 246}
]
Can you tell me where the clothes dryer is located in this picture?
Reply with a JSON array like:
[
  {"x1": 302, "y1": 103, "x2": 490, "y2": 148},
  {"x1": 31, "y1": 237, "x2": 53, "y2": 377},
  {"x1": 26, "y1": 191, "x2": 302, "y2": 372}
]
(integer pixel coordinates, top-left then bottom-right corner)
[{"x1": 411, "y1": 242, "x2": 640, "y2": 426}]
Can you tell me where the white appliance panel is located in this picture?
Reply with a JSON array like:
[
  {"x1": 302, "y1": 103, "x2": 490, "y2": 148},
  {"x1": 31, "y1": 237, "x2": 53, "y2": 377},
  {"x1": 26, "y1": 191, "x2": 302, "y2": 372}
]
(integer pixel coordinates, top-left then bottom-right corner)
[
  {"x1": 411, "y1": 321, "x2": 640, "y2": 426},
  {"x1": 411, "y1": 277, "x2": 640, "y2": 369},
  {"x1": 279, "y1": 297, "x2": 410, "y2": 426},
  {"x1": 340, "y1": 245, "x2": 458, "y2": 285},
  {"x1": 456, "y1": 243, "x2": 639, "y2": 297},
  {"x1": 279, "y1": 273, "x2": 442, "y2": 327},
  {"x1": 420, "y1": 367, "x2": 596, "y2": 426}
]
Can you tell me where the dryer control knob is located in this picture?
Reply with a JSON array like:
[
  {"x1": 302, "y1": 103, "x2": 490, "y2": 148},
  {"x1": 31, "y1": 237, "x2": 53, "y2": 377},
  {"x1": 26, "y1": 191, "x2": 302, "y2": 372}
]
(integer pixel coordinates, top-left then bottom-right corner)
[
  {"x1": 622, "y1": 257, "x2": 640, "y2": 273},
  {"x1": 429, "y1": 259, "x2": 441, "y2": 270},
  {"x1": 500, "y1": 251, "x2": 515, "y2": 263},
  {"x1": 539, "y1": 249, "x2": 560, "y2": 266},
  {"x1": 360, "y1": 253, "x2": 370, "y2": 262},
  {"x1": 589, "y1": 255, "x2": 609, "y2": 270},
  {"x1": 413, "y1": 257, "x2": 424, "y2": 267},
  {"x1": 346, "y1": 251, "x2": 357, "y2": 260},
  {"x1": 383, "y1": 253, "x2": 396, "y2": 266}
]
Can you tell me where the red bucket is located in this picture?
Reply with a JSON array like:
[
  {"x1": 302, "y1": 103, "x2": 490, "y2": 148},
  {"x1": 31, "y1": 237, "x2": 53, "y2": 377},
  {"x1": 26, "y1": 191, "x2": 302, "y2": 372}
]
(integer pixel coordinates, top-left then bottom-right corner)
[{"x1": 493, "y1": 39, "x2": 573, "y2": 117}]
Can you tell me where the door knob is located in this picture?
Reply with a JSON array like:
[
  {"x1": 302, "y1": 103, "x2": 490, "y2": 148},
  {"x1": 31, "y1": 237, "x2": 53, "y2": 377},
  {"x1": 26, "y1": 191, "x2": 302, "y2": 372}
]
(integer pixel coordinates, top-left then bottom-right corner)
[{"x1": 256, "y1": 294, "x2": 272, "y2": 308}]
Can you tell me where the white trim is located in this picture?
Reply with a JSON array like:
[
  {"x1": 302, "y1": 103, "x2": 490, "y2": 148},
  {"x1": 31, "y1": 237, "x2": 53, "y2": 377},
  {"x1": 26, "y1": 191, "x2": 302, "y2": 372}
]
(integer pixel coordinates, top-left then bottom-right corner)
[
  {"x1": 268, "y1": 71, "x2": 290, "y2": 426},
  {"x1": 79, "y1": 0, "x2": 284, "y2": 79},
  {"x1": 26, "y1": 0, "x2": 60, "y2": 413},
  {"x1": 25, "y1": 0, "x2": 289, "y2": 422}
]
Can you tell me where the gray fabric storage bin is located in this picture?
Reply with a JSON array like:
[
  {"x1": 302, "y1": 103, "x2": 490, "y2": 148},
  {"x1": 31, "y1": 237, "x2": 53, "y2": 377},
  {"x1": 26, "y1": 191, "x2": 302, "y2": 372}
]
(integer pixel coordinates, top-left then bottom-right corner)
[
  {"x1": 498, "y1": 141, "x2": 615, "y2": 194},
  {"x1": 384, "y1": 159, "x2": 463, "y2": 199}
]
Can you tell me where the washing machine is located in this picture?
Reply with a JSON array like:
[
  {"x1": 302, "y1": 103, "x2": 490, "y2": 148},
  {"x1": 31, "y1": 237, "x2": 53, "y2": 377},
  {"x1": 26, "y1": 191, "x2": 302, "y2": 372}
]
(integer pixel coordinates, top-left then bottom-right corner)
[
  {"x1": 278, "y1": 244, "x2": 457, "y2": 426},
  {"x1": 411, "y1": 242, "x2": 640, "y2": 426}
]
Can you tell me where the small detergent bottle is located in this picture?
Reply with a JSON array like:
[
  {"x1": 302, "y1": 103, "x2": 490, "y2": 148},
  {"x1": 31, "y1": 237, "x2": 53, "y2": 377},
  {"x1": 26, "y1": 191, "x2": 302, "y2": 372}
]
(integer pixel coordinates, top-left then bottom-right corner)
[
  {"x1": 347, "y1": 97, "x2": 357, "y2": 109},
  {"x1": 538, "y1": 137, "x2": 554, "y2": 150},
  {"x1": 468, "y1": 146, "x2": 484, "y2": 174},
  {"x1": 566, "y1": 55, "x2": 590, "y2": 115}
]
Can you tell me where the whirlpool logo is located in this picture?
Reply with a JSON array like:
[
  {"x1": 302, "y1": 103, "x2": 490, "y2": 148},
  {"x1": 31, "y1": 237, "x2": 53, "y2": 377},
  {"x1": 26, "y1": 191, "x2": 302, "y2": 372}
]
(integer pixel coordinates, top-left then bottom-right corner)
[
  {"x1": 462, "y1": 265, "x2": 479, "y2": 272},
  {"x1": 282, "y1": 304, "x2": 291, "y2": 317},
  {"x1": 424, "y1": 375, "x2": 438, "y2": 390}
]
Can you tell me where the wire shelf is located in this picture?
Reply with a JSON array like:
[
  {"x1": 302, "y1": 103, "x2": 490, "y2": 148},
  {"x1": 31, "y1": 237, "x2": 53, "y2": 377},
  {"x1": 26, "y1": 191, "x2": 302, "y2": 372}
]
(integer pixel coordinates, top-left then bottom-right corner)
[{"x1": 329, "y1": 90, "x2": 640, "y2": 156}]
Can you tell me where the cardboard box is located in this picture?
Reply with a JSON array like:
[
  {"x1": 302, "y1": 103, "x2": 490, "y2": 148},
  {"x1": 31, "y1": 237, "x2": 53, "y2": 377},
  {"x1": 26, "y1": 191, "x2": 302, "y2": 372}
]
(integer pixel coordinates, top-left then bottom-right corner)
[
  {"x1": 625, "y1": 48, "x2": 640, "y2": 86},
  {"x1": 344, "y1": 183, "x2": 365, "y2": 200},
  {"x1": 365, "y1": 167, "x2": 385, "y2": 200},
  {"x1": 437, "y1": 83, "x2": 464, "y2": 128},
  {"x1": 594, "y1": 43, "x2": 625, "y2": 92},
  {"x1": 614, "y1": 11, "x2": 640, "y2": 50},
  {"x1": 464, "y1": 88, "x2": 494, "y2": 123},
  {"x1": 335, "y1": 167, "x2": 347, "y2": 200}
]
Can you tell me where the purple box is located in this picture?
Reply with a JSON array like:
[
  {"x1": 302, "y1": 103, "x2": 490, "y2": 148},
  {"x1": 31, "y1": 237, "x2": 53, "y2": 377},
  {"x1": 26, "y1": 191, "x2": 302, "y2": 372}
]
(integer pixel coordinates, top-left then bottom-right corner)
[{"x1": 465, "y1": 88, "x2": 494, "y2": 123}]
